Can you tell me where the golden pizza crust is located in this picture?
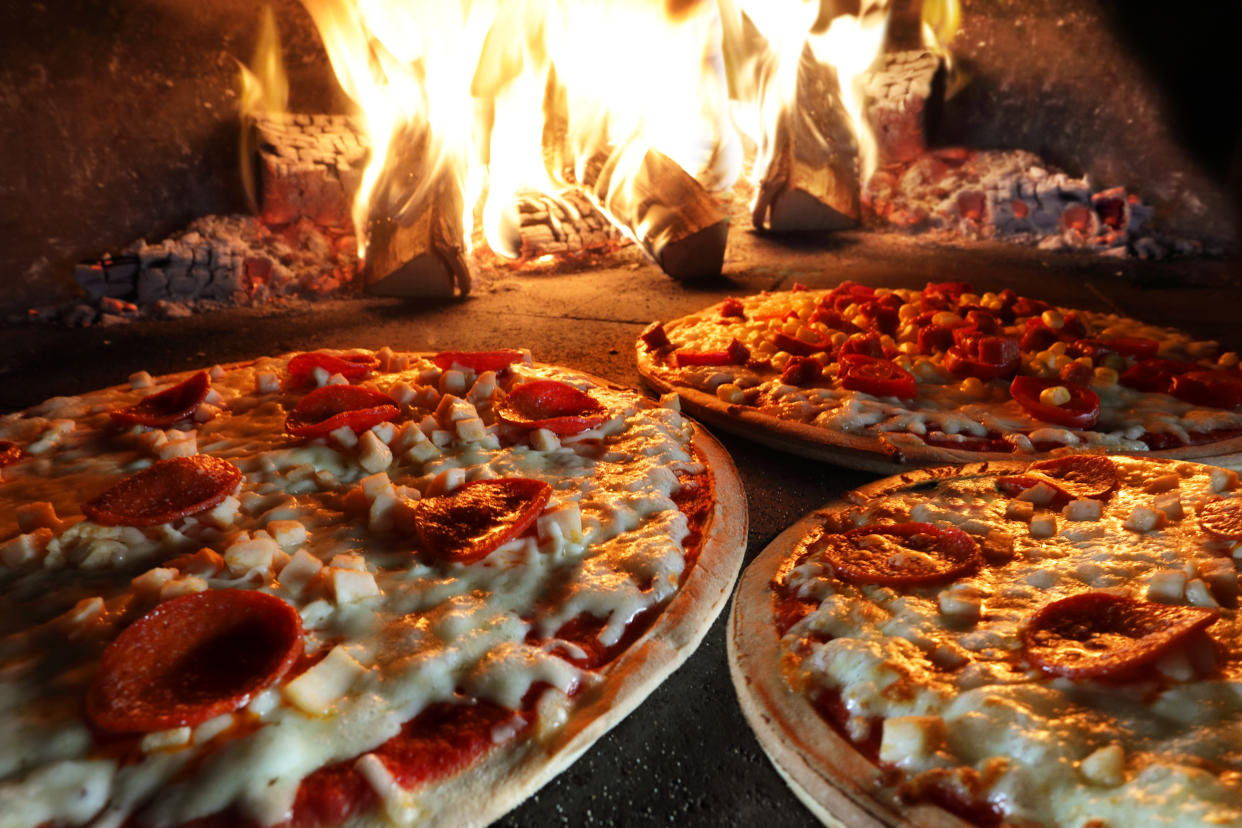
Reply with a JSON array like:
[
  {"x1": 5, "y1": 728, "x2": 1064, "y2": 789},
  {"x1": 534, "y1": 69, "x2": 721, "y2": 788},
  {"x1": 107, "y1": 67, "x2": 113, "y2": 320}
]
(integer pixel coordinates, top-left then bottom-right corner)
[{"x1": 637, "y1": 346, "x2": 1242, "y2": 474}]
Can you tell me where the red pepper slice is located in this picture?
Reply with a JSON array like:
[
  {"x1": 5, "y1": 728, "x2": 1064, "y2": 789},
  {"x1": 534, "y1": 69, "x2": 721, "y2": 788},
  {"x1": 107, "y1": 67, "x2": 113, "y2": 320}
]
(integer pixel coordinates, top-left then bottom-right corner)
[
  {"x1": 773, "y1": 331, "x2": 832, "y2": 357},
  {"x1": 0, "y1": 441, "x2": 22, "y2": 467},
  {"x1": 1170, "y1": 370, "x2": 1242, "y2": 409},
  {"x1": 816, "y1": 522, "x2": 981, "y2": 586},
  {"x1": 496, "y1": 380, "x2": 607, "y2": 436},
  {"x1": 944, "y1": 331, "x2": 1020, "y2": 380},
  {"x1": 824, "y1": 281, "x2": 875, "y2": 312},
  {"x1": 780, "y1": 356, "x2": 823, "y2": 386},
  {"x1": 857, "y1": 294, "x2": 903, "y2": 336},
  {"x1": 1198, "y1": 498, "x2": 1242, "y2": 540},
  {"x1": 87, "y1": 590, "x2": 302, "y2": 732},
  {"x1": 639, "y1": 322, "x2": 672, "y2": 351},
  {"x1": 414, "y1": 478, "x2": 552, "y2": 564},
  {"x1": 719, "y1": 297, "x2": 746, "y2": 319},
  {"x1": 82, "y1": 455, "x2": 242, "y2": 527},
  {"x1": 997, "y1": 455, "x2": 1118, "y2": 505},
  {"x1": 1023, "y1": 592, "x2": 1217, "y2": 680},
  {"x1": 111, "y1": 371, "x2": 211, "y2": 427},
  {"x1": 287, "y1": 351, "x2": 378, "y2": 387},
  {"x1": 1010, "y1": 376, "x2": 1100, "y2": 428},
  {"x1": 1072, "y1": 337, "x2": 1160, "y2": 361},
  {"x1": 286, "y1": 386, "x2": 399, "y2": 439},
  {"x1": 917, "y1": 324, "x2": 957, "y2": 355},
  {"x1": 1120, "y1": 359, "x2": 1200, "y2": 393},
  {"x1": 673, "y1": 338, "x2": 750, "y2": 367},
  {"x1": 839, "y1": 354, "x2": 917, "y2": 400},
  {"x1": 432, "y1": 349, "x2": 525, "y2": 374}
]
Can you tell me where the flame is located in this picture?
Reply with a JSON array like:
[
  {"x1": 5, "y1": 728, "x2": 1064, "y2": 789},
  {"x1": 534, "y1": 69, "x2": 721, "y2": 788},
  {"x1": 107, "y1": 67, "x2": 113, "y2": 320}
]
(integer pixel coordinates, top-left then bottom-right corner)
[
  {"x1": 921, "y1": 0, "x2": 961, "y2": 56},
  {"x1": 286, "y1": 0, "x2": 899, "y2": 261},
  {"x1": 238, "y1": 6, "x2": 289, "y2": 213}
]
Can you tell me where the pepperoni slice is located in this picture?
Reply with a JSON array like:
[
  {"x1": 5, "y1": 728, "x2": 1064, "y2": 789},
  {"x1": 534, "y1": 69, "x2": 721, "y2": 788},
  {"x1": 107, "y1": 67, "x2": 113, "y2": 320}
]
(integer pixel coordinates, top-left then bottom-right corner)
[
  {"x1": 815, "y1": 522, "x2": 981, "y2": 587},
  {"x1": 1023, "y1": 592, "x2": 1218, "y2": 680},
  {"x1": 997, "y1": 455, "x2": 1118, "y2": 505},
  {"x1": 432, "y1": 350, "x2": 526, "y2": 374},
  {"x1": 496, "y1": 380, "x2": 607, "y2": 436},
  {"x1": 111, "y1": 371, "x2": 211, "y2": 427},
  {"x1": 413, "y1": 478, "x2": 552, "y2": 564},
  {"x1": 1119, "y1": 359, "x2": 1199, "y2": 394},
  {"x1": 287, "y1": 351, "x2": 378, "y2": 386},
  {"x1": 1198, "y1": 498, "x2": 1242, "y2": 540},
  {"x1": 1170, "y1": 370, "x2": 1242, "y2": 410},
  {"x1": 0, "y1": 440, "x2": 22, "y2": 467},
  {"x1": 87, "y1": 590, "x2": 302, "y2": 732},
  {"x1": 673, "y1": 338, "x2": 750, "y2": 367},
  {"x1": 82, "y1": 455, "x2": 242, "y2": 527},
  {"x1": 286, "y1": 386, "x2": 399, "y2": 439}
]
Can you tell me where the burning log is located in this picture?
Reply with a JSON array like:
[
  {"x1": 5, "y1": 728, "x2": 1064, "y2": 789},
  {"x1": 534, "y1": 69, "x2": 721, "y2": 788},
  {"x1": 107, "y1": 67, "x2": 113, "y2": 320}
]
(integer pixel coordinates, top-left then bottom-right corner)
[
  {"x1": 252, "y1": 113, "x2": 368, "y2": 228},
  {"x1": 513, "y1": 191, "x2": 624, "y2": 260},
  {"x1": 364, "y1": 184, "x2": 472, "y2": 298},
  {"x1": 861, "y1": 50, "x2": 945, "y2": 164},
  {"x1": 751, "y1": 47, "x2": 861, "y2": 233},
  {"x1": 574, "y1": 148, "x2": 730, "y2": 280}
]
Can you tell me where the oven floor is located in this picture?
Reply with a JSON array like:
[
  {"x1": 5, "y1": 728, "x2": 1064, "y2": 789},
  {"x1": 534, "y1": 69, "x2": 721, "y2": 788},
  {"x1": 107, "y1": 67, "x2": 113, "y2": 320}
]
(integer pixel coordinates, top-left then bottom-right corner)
[{"x1": 1, "y1": 232, "x2": 1238, "y2": 826}]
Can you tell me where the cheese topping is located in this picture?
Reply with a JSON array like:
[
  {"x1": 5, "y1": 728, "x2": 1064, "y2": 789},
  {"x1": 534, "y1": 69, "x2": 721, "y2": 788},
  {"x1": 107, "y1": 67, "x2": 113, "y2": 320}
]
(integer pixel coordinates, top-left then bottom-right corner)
[
  {"x1": 778, "y1": 456, "x2": 1242, "y2": 826},
  {"x1": 0, "y1": 350, "x2": 702, "y2": 827},
  {"x1": 645, "y1": 288, "x2": 1241, "y2": 452}
]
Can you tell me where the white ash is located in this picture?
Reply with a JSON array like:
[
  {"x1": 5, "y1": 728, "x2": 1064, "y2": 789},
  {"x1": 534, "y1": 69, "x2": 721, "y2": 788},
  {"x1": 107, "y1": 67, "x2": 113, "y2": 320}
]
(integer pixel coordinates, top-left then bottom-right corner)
[{"x1": 865, "y1": 148, "x2": 1165, "y2": 255}]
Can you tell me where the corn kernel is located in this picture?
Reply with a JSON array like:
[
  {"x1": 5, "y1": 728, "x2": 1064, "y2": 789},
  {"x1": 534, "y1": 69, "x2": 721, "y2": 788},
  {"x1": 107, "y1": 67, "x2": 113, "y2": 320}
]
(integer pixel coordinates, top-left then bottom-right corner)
[
  {"x1": 771, "y1": 352, "x2": 791, "y2": 370},
  {"x1": 959, "y1": 377, "x2": 985, "y2": 397},
  {"x1": 1219, "y1": 351, "x2": 1240, "y2": 368},
  {"x1": 1041, "y1": 309, "x2": 1065, "y2": 329},
  {"x1": 716, "y1": 383, "x2": 745, "y2": 404},
  {"x1": 898, "y1": 303, "x2": 919, "y2": 322},
  {"x1": 932, "y1": 311, "x2": 963, "y2": 327},
  {"x1": 1093, "y1": 366, "x2": 1119, "y2": 386},
  {"x1": 898, "y1": 341, "x2": 919, "y2": 356},
  {"x1": 1049, "y1": 341, "x2": 1068, "y2": 355},
  {"x1": 1039, "y1": 385, "x2": 1071, "y2": 406}
]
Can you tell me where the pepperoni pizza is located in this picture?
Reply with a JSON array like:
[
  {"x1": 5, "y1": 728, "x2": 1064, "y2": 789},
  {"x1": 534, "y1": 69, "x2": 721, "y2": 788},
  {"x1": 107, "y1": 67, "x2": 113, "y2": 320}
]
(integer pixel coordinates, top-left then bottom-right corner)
[
  {"x1": 729, "y1": 454, "x2": 1242, "y2": 827},
  {"x1": 636, "y1": 282, "x2": 1242, "y2": 472},
  {"x1": 0, "y1": 348, "x2": 746, "y2": 827}
]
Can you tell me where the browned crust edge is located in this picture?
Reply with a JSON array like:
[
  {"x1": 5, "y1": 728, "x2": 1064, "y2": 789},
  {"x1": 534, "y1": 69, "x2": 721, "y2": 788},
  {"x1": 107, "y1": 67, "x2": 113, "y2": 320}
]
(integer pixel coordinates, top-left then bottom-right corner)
[{"x1": 636, "y1": 347, "x2": 1242, "y2": 474}]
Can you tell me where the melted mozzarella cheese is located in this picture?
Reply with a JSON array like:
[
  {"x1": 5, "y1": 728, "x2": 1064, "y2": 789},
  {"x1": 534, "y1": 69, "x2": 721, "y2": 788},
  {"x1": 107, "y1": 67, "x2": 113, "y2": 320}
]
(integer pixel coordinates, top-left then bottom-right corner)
[
  {"x1": 781, "y1": 456, "x2": 1242, "y2": 826},
  {"x1": 0, "y1": 353, "x2": 697, "y2": 827}
]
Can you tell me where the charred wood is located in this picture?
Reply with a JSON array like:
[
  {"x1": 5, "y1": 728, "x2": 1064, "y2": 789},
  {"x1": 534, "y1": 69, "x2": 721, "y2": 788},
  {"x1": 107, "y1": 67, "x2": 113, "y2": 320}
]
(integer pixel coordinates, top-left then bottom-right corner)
[
  {"x1": 861, "y1": 50, "x2": 945, "y2": 165},
  {"x1": 251, "y1": 113, "x2": 368, "y2": 228}
]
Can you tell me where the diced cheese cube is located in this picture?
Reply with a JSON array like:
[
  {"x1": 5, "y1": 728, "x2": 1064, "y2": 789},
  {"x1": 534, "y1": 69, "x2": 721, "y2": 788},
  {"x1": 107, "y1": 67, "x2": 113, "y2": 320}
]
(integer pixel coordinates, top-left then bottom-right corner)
[
  {"x1": 1146, "y1": 569, "x2": 1187, "y2": 603},
  {"x1": 878, "y1": 716, "x2": 946, "y2": 767},
  {"x1": 284, "y1": 645, "x2": 366, "y2": 715},
  {"x1": 159, "y1": 576, "x2": 207, "y2": 601},
  {"x1": 1144, "y1": 474, "x2": 1181, "y2": 494},
  {"x1": 1, "y1": 528, "x2": 53, "y2": 567},
  {"x1": 390, "y1": 422, "x2": 426, "y2": 455},
  {"x1": 1005, "y1": 500, "x2": 1035, "y2": 522},
  {"x1": 530, "y1": 428, "x2": 560, "y2": 452},
  {"x1": 938, "y1": 585, "x2": 983, "y2": 624},
  {"x1": 388, "y1": 381, "x2": 417, "y2": 407},
  {"x1": 299, "y1": 599, "x2": 334, "y2": 630},
  {"x1": 405, "y1": 441, "x2": 440, "y2": 465},
  {"x1": 427, "y1": 467, "x2": 466, "y2": 496},
  {"x1": 357, "y1": 430, "x2": 394, "y2": 474},
  {"x1": 439, "y1": 369, "x2": 468, "y2": 395},
  {"x1": 175, "y1": 548, "x2": 224, "y2": 577},
  {"x1": 1028, "y1": 514, "x2": 1057, "y2": 538},
  {"x1": 157, "y1": 431, "x2": 198, "y2": 459},
  {"x1": 369, "y1": 421, "x2": 397, "y2": 445},
  {"x1": 330, "y1": 425, "x2": 359, "y2": 449},
  {"x1": 17, "y1": 501, "x2": 60, "y2": 533},
  {"x1": 430, "y1": 429, "x2": 454, "y2": 447},
  {"x1": 132, "y1": 567, "x2": 178, "y2": 598},
  {"x1": 64, "y1": 597, "x2": 104, "y2": 627},
  {"x1": 369, "y1": 492, "x2": 398, "y2": 534},
  {"x1": 1017, "y1": 482, "x2": 1058, "y2": 507},
  {"x1": 715, "y1": 383, "x2": 744, "y2": 404},
  {"x1": 1124, "y1": 504, "x2": 1167, "y2": 532},
  {"x1": 468, "y1": 371, "x2": 497, "y2": 403},
  {"x1": 255, "y1": 372, "x2": 281, "y2": 394},
  {"x1": 332, "y1": 568, "x2": 380, "y2": 604},
  {"x1": 129, "y1": 371, "x2": 154, "y2": 389},
  {"x1": 359, "y1": 473, "x2": 394, "y2": 500},
  {"x1": 141, "y1": 727, "x2": 191, "y2": 753},
  {"x1": 538, "y1": 503, "x2": 583, "y2": 545},
  {"x1": 266, "y1": 520, "x2": 307, "y2": 550},
  {"x1": 658, "y1": 392, "x2": 681, "y2": 412},
  {"x1": 1186, "y1": 578, "x2": 1220, "y2": 608},
  {"x1": 203, "y1": 495, "x2": 241, "y2": 529},
  {"x1": 1152, "y1": 491, "x2": 1184, "y2": 521},
  {"x1": 1198, "y1": 558, "x2": 1239, "y2": 604},
  {"x1": 454, "y1": 417, "x2": 487, "y2": 442},
  {"x1": 1210, "y1": 468, "x2": 1239, "y2": 493},
  {"x1": 194, "y1": 713, "x2": 235, "y2": 744},
  {"x1": 1062, "y1": 499, "x2": 1102, "y2": 522},
  {"x1": 331, "y1": 552, "x2": 366, "y2": 571},
  {"x1": 79, "y1": 539, "x2": 128, "y2": 569},
  {"x1": 192, "y1": 404, "x2": 220, "y2": 424},
  {"x1": 224, "y1": 536, "x2": 279, "y2": 574},
  {"x1": 1079, "y1": 744, "x2": 1125, "y2": 787}
]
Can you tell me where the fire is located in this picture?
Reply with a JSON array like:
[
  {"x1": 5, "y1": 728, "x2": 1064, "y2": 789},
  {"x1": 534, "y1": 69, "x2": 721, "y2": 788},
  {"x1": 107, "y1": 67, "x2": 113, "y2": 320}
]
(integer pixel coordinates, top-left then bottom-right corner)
[
  {"x1": 238, "y1": 7, "x2": 289, "y2": 214},
  {"x1": 242, "y1": 1, "x2": 957, "y2": 278}
]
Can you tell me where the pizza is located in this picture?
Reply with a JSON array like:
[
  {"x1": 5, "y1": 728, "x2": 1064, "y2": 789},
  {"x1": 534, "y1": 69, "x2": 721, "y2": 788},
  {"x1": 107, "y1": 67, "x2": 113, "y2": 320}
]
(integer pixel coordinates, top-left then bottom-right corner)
[
  {"x1": 635, "y1": 281, "x2": 1242, "y2": 473},
  {"x1": 0, "y1": 347, "x2": 746, "y2": 828},
  {"x1": 729, "y1": 453, "x2": 1242, "y2": 827}
]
